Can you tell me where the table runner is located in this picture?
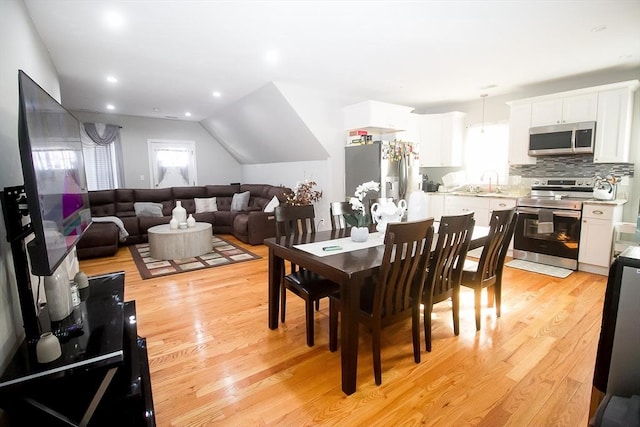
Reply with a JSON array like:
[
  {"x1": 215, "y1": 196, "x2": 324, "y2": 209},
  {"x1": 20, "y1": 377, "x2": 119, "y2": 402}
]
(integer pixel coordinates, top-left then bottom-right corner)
[{"x1": 293, "y1": 232, "x2": 384, "y2": 257}]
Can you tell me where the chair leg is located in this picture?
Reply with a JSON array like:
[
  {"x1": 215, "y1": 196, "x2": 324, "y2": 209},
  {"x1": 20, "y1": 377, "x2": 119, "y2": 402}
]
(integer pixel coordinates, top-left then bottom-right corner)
[
  {"x1": 329, "y1": 299, "x2": 338, "y2": 352},
  {"x1": 305, "y1": 299, "x2": 315, "y2": 347},
  {"x1": 423, "y1": 296, "x2": 433, "y2": 352},
  {"x1": 474, "y1": 288, "x2": 482, "y2": 331},
  {"x1": 372, "y1": 321, "x2": 382, "y2": 386},
  {"x1": 412, "y1": 306, "x2": 421, "y2": 363},
  {"x1": 487, "y1": 286, "x2": 495, "y2": 308},
  {"x1": 452, "y1": 286, "x2": 460, "y2": 336},
  {"x1": 280, "y1": 282, "x2": 286, "y2": 323},
  {"x1": 495, "y1": 282, "x2": 502, "y2": 318}
]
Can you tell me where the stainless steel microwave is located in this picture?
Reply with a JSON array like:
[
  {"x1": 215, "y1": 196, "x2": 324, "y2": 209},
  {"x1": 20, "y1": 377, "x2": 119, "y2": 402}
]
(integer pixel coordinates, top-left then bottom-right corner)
[{"x1": 528, "y1": 121, "x2": 596, "y2": 156}]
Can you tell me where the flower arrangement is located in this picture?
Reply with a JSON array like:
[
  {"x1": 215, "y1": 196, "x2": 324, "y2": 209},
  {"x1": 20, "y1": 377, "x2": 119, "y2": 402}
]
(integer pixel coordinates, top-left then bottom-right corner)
[
  {"x1": 285, "y1": 179, "x2": 323, "y2": 206},
  {"x1": 344, "y1": 181, "x2": 380, "y2": 227}
]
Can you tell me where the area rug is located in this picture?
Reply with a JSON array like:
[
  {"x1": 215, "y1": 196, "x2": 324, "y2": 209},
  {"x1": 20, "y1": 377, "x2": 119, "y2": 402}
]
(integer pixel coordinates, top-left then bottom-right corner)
[
  {"x1": 129, "y1": 235, "x2": 261, "y2": 279},
  {"x1": 505, "y1": 259, "x2": 573, "y2": 279}
]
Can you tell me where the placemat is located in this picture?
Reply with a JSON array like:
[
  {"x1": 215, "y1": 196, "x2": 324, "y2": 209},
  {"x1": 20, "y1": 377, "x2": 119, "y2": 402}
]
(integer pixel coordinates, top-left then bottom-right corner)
[{"x1": 293, "y1": 232, "x2": 384, "y2": 257}]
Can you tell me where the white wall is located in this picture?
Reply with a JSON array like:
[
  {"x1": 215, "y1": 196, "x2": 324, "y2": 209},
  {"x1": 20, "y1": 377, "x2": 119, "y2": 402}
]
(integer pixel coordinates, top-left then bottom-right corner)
[
  {"x1": 72, "y1": 112, "x2": 243, "y2": 188},
  {"x1": 242, "y1": 82, "x2": 358, "y2": 230},
  {"x1": 0, "y1": 0, "x2": 62, "y2": 369}
]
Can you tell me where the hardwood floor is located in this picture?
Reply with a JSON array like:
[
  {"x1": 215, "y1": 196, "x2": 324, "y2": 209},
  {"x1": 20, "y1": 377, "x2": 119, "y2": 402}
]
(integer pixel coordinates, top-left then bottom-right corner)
[{"x1": 79, "y1": 236, "x2": 607, "y2": 426}]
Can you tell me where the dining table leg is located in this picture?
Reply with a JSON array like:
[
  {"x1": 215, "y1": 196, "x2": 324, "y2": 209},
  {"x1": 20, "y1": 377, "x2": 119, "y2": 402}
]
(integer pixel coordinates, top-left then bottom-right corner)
[
  {"x1": 341, "y1": 276, "x2": 363, "y2": 395},
  {"x1": 268, "y1": 248, "x2": 282, "y2": 330}
]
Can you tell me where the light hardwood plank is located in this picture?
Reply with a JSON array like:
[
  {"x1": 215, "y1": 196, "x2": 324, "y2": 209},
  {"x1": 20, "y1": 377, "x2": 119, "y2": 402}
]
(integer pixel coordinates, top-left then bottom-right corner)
[{"x1": 79, "y1": 236, "x2": 607, "y2": 426}]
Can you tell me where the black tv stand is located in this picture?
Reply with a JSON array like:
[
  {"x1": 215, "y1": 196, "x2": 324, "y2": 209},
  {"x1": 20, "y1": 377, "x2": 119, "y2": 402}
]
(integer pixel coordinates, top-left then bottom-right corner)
[{"x1": 0, "y1": 272, "x2": 155, "y2": 426}]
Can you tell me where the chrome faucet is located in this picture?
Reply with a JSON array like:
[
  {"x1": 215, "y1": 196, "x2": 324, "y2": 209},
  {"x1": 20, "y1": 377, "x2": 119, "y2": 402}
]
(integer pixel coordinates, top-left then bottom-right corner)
[{"x1": 481, "y1": 170, "x2": 500, "y2": 193}]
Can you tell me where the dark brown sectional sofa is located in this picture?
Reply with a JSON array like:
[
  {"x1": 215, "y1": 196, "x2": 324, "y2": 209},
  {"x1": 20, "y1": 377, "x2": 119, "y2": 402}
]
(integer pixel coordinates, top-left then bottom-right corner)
[{"x1": 76, "y1": 183, "x2": 290, "y2": 260}]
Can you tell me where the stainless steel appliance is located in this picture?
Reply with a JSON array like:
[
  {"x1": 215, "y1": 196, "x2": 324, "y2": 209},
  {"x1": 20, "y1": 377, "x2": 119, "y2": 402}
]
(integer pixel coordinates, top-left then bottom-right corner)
[
  {"x1": 529, "y1": 121, "x2": 596, "y2": 156},
  {"x1": 514, "y1": 177, "x2": 595, "y2": 270},
  {"x1": 345, "y1": 141, "x2": 420, "y2": 200}
]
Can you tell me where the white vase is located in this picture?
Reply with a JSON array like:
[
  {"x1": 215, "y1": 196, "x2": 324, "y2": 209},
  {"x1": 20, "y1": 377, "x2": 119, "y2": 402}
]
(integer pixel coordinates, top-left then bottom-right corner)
[
  {"x1": 169, "y1": 217, "x2": 179, "y2": 230},
  {"x1": 172, "y1": 201, "x2": 187, "y2": 223},
  {"x1": 44, "y1": 267, "x2": 73, "y2": 321},
  {"x1": 36, "y1": 332, "x2": 62, "y2": 363},
  {"x1": 351, "y1": 226, "x2": 369, "y2": 242},
  {"x1": 187, "y1": 214, "x2": 196, "y2": 227}
]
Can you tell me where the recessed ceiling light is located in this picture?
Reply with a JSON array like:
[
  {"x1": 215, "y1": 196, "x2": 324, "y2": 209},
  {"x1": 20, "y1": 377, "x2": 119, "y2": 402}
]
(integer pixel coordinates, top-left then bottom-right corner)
[
  {"x1": 105, "y1": 11, "x2": 125, "y2": 29},
  {"x1": 265, "y1": 50, "x2": 279, "y2": 65},
  {"x1": 185, "y1": 112, "x2": 192, "y2": 117},
  {"x1": 106, "y1": 76, "x2": 118, "y2": 83},
  {"x1": 212, "y1": 91, "x2": 221, "y2": 98},
  {"x1": 591, "y1": 25, "x2": 607, "y2": 32},
  {"x1": 106, "y1": 104, "x2": 115, "y2": 110}
]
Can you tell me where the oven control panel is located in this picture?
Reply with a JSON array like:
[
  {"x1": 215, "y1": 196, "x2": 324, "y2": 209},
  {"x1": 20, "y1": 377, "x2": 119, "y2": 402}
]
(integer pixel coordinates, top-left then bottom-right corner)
[{"x1": 531, "y1": 177, "x2": 594, "y2": 188}]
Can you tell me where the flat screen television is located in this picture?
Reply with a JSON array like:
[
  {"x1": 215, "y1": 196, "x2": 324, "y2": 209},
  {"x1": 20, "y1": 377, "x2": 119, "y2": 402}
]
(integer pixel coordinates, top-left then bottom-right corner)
[{"x1": 17, "y1": 70, "x2": 91, "y2": 276}]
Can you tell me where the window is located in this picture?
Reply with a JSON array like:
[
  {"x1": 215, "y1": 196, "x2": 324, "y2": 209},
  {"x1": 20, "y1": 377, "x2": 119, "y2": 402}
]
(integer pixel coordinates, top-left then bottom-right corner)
[
  {"x1": 464, "y1": 122, "x2": 509, "y2": 187},
  {"x1": 81, "y1": 123, "x2": 123, "y2": 190}
]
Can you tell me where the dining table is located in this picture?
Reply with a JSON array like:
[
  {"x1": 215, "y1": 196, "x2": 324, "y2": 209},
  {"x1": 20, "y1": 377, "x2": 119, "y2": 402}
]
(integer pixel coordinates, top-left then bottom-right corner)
[{"x1": 264, "y1": 222, "x2": 489, "y2": 396}]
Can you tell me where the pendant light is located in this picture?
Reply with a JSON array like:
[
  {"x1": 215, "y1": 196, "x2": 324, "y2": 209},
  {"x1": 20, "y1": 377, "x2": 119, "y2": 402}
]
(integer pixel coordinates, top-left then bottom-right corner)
[{"x1": 480, "y1": 93, "x2": 488, "y2": 133}]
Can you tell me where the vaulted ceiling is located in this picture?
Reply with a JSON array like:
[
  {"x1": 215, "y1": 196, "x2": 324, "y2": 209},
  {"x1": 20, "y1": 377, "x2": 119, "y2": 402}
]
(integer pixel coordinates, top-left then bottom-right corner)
[{"x1": 24, "y1": 0, "x2": 640, "y2": 122}]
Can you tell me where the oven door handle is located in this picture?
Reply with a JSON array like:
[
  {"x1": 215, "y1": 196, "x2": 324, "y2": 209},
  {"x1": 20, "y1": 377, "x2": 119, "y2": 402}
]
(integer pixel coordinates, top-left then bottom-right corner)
[{"x1": 517, "y1": 207, "x2": 582, "y2": 218}]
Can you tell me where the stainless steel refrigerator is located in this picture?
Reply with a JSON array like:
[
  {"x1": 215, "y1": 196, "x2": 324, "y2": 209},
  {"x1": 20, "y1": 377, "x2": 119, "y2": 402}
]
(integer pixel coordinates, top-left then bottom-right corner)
[{"x1": 345, "y1": 141, "x2": 420, "y2": 200}]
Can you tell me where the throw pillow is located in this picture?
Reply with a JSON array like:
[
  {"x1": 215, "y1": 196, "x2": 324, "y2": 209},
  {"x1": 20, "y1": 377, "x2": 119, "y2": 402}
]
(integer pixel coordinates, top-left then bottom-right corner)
[
  {"x1": 263, "y1": 195, "x2": 280, "y2": 213},
  {"x1": 134, "y1": 202, "x2": 164, "y2": 217},
  {"x1": 230, "y1": 191, "x2": 251, "y2": 211},
  {"x1": 195, "y1": 197, "x2": 218, "y2": 213}
]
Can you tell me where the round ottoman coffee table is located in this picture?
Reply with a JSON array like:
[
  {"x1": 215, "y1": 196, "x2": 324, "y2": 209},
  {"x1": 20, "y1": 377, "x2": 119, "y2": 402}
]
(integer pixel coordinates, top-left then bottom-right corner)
[{"x1": 147, "y1": 222, "x2": 213, "y2": 260}]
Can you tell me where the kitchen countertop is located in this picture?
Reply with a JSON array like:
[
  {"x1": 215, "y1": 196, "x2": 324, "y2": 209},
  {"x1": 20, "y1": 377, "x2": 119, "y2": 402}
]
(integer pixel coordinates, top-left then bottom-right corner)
[
  {"x1": 582, "y1": 199, "x2": 627, "y2": 206},
  {"x1": 424, "y1": 191, "x2": 627, "y2": 206}
]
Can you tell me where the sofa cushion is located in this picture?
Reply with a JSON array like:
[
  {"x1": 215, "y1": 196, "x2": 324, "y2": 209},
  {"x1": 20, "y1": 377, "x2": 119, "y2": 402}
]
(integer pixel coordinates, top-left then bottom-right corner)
[
  {"x1": 195, "y1": 197, "x2": 218, "y2": 213},
  {"x1": 134, "y1": 188, "x2": 174, "y2": 216},
  {"x1": 88, "y1": 190, "x2": 116, "y2": 216},
  {"x1": 134, "y1": 202, "x2": 164, "y2": 217},
  {"x1": 263, "y1": 195, "x2": 279, "y2": 213},
  {"x1": 230, "y1": 191, "x2": 250, "y2": 211}
]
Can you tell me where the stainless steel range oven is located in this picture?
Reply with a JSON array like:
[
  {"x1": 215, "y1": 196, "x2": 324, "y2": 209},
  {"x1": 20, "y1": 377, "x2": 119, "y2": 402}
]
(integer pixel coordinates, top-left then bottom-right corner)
[{"x1": 514, "y1": 177, "x2": 594, "y2": 270}]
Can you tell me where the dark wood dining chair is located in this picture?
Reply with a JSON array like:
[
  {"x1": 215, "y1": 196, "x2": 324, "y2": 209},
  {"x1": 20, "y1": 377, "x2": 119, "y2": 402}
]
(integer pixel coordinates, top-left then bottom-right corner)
[
  {"x1": 460, "y1": 208, "x2": 517, "y2": 331},
  {"x1": 423, "y1": 212, "x2": 475, "y2": 352},
  {"x1": 274, "y1": 205, "x2": 339, "y2": 347},
  {"x1": 329, "y1": 219, "x2": 435, "y2": 385},
  {"x1": 329, "y1": 201, "x2": 353, "y2": 230}
]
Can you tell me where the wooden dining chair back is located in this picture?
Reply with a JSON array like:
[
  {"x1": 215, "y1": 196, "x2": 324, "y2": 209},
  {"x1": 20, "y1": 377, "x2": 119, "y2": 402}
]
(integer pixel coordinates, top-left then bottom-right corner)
[
  {"x1": 275, "y1": 204, "x2": 316, "y2": 237},
  {"x1": 461, "y1": 208, "x2": 516, "y2": 330},
  {"x1": 274, "y1": 205, "x2": 339, "y2": 347},
  {"x1": 329, "y1": 201, "x2": 353, "y2": 230},
  {"x1": 423, "y1": 212, "x2": 475, "y2": 352},
  {"x1": 329, "y1": 219, "x2": 435, "y2": 385}
]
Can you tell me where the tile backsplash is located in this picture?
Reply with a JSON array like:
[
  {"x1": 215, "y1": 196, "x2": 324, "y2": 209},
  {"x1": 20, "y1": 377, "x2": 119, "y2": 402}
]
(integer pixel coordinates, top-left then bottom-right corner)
[{"x1": 509, "y1": 154, "x2": 634, "y2": 178}]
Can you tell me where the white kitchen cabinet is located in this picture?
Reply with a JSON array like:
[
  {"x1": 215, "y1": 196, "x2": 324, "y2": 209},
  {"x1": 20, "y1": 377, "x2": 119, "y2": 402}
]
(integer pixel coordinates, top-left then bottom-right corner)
[
  {"x1": 489, "y1": 198, "x2": 516, "y2": 212},
  {"x1": 444, "y1": 196, "x2": 490, "y2": 227},
  {"x1": 442, "y1": 195, "x2": 516, "y2": 228},
  {"x1": 425, "y1": 193, "x2": 445, "y2": 221},
  {"x1": 530, "y1": 93, "x2": 597, "y2": 127},
  {"x1": 417, "y1": 111, "x2": 466, "y2": 167},
  {"x1": 578, "y1": 203, "x2": 623, "y2": 274},
  {"x1": 593, "y1": 88, "x2": 635, "y2": 163},
  {"x1": 343, "y1": 100, "x2": 414, "y2": 133},
  {"x1": 507, "y1": 102, "x2": 536, "y2": 165}
]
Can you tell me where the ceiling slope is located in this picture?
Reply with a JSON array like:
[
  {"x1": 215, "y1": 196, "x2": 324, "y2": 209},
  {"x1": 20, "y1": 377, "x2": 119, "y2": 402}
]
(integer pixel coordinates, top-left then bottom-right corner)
[{"x1": 199, "y1": 83, "x2": 329, "y2": 164}]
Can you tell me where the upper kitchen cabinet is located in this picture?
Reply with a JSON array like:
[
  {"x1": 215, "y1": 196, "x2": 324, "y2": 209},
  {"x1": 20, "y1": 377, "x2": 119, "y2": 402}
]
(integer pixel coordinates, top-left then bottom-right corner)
[
  {"x1": 343, "y1": 100, "x2": 415, "y2": 133},
  {"x1": 594, "y1": 87, "x2": 637, "y2": 163},
  {"x1": 507, "y1": 102, "x2": 536, "y2": 165},
  {"x1": 417, "y1": 111, "x2": 466, "y2": 167},
  {"x1": 530, "y1": 93, "x2": 598, "y2": 127}
]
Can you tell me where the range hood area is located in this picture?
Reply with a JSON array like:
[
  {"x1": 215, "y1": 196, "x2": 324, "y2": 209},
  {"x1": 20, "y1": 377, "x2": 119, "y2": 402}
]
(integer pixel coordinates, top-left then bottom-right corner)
[{"x1": 200, "y1": 82, "x2": 329, "y2": 164}]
